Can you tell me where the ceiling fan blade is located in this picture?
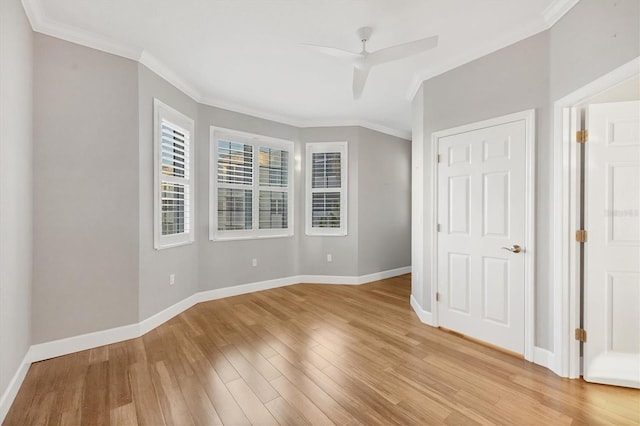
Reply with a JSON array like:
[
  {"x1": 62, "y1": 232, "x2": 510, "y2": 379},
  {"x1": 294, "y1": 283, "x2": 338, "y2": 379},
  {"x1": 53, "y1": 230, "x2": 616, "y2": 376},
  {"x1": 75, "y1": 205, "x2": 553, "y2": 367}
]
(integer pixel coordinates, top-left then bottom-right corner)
[
  {"x1": 353, "y1": 66, "x2": 369, "y2": 100},
  {"x1": 367, "y1": 35, "x2": 438, "y2": 66},
  {"x1": 302, "y1": 44, "x2": 360, "y2": 59}
]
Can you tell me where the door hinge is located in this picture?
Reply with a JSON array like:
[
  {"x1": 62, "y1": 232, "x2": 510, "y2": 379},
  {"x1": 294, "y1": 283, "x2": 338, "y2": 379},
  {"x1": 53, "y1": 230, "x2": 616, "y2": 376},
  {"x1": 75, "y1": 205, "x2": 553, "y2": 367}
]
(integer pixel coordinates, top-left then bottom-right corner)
[
  {"x1": 436, "y1": 154, "x2": 441, "y2": 163},
  {"x1": 437, "y1": 224, "x2": 441, "y2": 232},
  {"x1": 436, "y1": 292, "x2": 440, "y2": 302},
  {"x1": 576, "y1": 130, "x2": 588, "y2": 143},
  {"x1": 575, "y1": 328, "x2": 587, "y2": 342},
  {"x1": 575, "y1": 229, "x2": 587, "y2": 243}
]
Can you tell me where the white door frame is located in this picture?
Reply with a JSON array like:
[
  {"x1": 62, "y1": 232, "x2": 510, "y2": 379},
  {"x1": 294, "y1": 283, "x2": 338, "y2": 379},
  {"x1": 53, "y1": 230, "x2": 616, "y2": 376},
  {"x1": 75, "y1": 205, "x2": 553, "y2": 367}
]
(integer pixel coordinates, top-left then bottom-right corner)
[
  {"x1": 552, "y1": 57, "x2": 640, "y2": 379},
  {"x1": 430, "y1": 109, "x2": 536, "y2": 361}
]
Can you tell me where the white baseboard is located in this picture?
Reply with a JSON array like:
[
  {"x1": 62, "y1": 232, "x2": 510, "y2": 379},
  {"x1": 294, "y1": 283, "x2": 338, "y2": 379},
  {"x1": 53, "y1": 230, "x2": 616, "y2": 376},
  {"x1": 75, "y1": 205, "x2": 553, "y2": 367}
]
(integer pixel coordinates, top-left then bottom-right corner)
[
  {"x1": 195, "y1": 275, "x2": 301, "y2": 302},
  {"x1": 410, "y1": 294, "x2": 435, "y2": 326},
  {"x1": 0, "y1": 265, "x2": 410, "y2": 423},
  {"x1": 299, "y1": 274, "x2": 361, "y2": 285},
  {"x1": 28, "y1": 323, "x2": 140, "y2": 363},
  {"x1": 300, "y1": 266, "x2": 412, "y2": 285},
  {"x1": 23, "y1": 266, "x2": 413, "y2": 365},
  {"x1": 139, "y1": 294, "x2": 199, "y2": 336},
  {"x1": 0, "y1": 351, "x2": 31, "y2": 422},
  {"x1": 357, "y1": 266, "x2": 412, "y2": 284},
  {"x1": 533, "y1": 346, "x2": 560, "y2": 375}
]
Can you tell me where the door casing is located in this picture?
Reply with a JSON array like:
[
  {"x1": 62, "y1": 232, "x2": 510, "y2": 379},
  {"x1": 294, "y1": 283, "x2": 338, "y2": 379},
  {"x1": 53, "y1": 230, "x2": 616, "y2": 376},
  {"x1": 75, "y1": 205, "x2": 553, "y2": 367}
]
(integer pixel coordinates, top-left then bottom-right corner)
[
  {"x1": 430, "y1": 109, "x2": 536, "y2": 362},
  {"x1": 553, "y1": 56, "x2": 640, "y2": 379}
]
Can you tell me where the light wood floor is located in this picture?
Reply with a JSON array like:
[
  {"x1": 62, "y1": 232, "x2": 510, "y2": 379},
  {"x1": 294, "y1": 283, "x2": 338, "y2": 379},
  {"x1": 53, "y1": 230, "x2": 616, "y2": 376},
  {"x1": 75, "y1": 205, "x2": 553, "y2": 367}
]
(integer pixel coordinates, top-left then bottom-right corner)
[{"x1": 4, "y1": 274, "x2": 639, "y2": 425}]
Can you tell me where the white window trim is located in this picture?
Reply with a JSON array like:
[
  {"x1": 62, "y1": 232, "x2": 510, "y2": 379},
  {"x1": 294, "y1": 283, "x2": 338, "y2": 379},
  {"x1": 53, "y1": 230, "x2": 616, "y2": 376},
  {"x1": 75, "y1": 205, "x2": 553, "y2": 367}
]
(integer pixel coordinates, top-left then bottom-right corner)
[
  {"x1": 153, "y1": 98, "x2": 195, "y2": 250},
  {"x1": 210, "y1": 126, "x2": 294, "y2": 241},
  {"x1": 305, "y1": 141, "x2": 348, "y2": 236}
]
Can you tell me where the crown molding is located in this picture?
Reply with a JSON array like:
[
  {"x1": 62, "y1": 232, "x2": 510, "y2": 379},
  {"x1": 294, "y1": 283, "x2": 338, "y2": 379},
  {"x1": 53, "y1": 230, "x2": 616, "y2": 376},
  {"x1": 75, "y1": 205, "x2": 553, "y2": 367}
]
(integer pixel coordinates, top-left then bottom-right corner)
[
  {"x1": 20, "y1": 0, "x2": 42, "y2": 30},
  {"x1": 21, "y1": 0, "x2": 411, "y2": 140},
  {"x1": 543, "y1": 0, "x2": 580, "y2": 27},
  {"x1": 407, "y1": 0, "x2": 579, "y2": 102},
  {"x1": 138, "y1": 51, "x2": 203, "y2": 103},
  {"x1": 353, "y1": 121, "x2": 411, "y2": 140},
  {"x1": 22, "y1": 0, "x2": 142, "y2": 61},
  {"x1": 198, "y1": 94, "x2": 411, "y2": 140},
  {"x1": 20, "y1": 0, "x2": 579, "y2": 141},
  {"x1": 406, "y1": 16, "x2": 550, "y2": 102}
]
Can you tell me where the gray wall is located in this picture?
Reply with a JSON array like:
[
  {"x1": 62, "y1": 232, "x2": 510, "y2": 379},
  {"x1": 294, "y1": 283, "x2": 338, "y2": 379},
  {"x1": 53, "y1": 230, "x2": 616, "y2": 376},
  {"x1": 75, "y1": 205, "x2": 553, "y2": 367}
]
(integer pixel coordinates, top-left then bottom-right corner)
[
  {"x1": 412, "y1": 0, "x2": 639, "y2": 351},
  {"x1": 418, "y1": 31, "x2": 551, "y2": 346},
  {"x1": 299, "y1": 127, "x2": 361, "y2": 277},
  {"x1": 550, "y1": 0, "x2": 640, "y2": 101},
  {"x1": 32, "y1": 35, "x2": 140, "y2": 343},
  {"x1": 357, "y1": 127, "x2": 411, "y2": 276},
  {"x1": 0, "y1": 0, "x2": 33, "y2": 405},
  {"x1": 138, "y1": 65, "x2": 199, "y2": 320},
  {"x1": 196, "y1": 120, "x2": 410, "y2": 288},
  {"x1": 28, "y1": 36, "x2": 411, "y2": 344},
  {"x1": 197, "y1": 104, "x2": 301, "y2": 290},
  {"x1": 546, "y1": 0, "x2": 639, "y2": 347}
]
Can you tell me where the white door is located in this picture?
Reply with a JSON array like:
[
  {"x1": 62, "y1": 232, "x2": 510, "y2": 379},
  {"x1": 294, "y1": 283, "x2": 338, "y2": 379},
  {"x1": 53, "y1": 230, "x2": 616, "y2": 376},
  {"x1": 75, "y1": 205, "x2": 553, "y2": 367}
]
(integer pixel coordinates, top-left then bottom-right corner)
[
  {"x1": 437, "y1": 117, "x2": 528, "y2": 355},
  {"x1": 584, "y1": 101, "x2": 640, "y2": 388}
]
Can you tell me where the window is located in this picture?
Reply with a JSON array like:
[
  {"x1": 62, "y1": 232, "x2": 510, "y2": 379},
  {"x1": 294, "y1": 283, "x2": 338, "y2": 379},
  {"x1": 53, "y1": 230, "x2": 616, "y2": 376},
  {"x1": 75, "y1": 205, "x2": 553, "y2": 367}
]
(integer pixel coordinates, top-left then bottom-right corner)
[
  {"x1": 211, "y1": 128, "x2": 294, "y2": 240},
  {"x1": 154, "y1": 99, "x2": 195, "y2": 249},
  {"x1": 305, "y1": 142, "x2": 348, "y2": 236}
]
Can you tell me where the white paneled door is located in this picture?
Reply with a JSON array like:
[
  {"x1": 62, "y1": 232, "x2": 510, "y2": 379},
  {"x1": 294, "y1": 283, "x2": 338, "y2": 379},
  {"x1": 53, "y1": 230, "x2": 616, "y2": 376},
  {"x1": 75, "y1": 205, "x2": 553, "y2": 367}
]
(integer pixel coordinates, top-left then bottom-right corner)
[
  {"x1": 437, "y1": 118, "x2": 528, "y2": 355},
  {"x1": 584, "y1": 101, "x2": 640, "y2": 388}
]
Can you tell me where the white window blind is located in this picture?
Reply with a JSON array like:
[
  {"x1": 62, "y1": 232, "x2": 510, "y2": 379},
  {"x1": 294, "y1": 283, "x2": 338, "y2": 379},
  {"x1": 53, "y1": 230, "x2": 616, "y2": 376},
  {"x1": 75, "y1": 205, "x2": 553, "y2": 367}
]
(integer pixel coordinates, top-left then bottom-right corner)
[
  {"x1": 211, "y1": 128, "x2": 294, "y2": 240},
  {"x1": 259, "y1": 147, "x2": 289, "y2": 230},
  {"x1": 154, "y1": 99, "x2": 195, "y2": 249},
  {"x1": 306, "y1": 142, "x2": 347, "y2": 236},
  {"x1": 161, "y1": 120, "x2": 189, "y2": 236},
  {"x1": 217, "y1": 140, "x2": 253, "y2": 231}
]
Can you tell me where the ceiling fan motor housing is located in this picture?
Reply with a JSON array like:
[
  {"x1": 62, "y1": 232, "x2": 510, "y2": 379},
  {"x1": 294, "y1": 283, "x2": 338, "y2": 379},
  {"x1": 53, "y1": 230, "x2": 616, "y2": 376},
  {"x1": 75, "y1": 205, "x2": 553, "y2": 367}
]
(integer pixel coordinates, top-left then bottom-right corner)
[{"x1": 357, "y1": 26, "x2": 373, "y2": 43}]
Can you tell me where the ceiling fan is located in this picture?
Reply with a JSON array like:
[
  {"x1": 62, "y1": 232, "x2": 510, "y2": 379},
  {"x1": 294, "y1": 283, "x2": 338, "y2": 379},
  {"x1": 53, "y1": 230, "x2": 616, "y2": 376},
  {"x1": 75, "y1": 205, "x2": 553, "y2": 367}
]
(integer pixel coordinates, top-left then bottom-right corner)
[{"x1": 306, "y1": 27, "x2": 438, "y2": 99}]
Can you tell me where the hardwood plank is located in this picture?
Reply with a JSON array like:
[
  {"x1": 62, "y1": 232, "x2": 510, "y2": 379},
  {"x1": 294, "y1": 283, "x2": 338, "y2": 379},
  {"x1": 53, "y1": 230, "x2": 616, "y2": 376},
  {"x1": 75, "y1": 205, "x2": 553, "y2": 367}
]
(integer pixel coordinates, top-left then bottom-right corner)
[
  {"x1": 79, "y1": 361, "x2": 109, "y2": 425},
  {"x1": 218, "y1": 343, "x2": 279, "y2": 403},
  {"x1": 88, "y1": 345, "x2": 109, "y2": 364},
  {"x1": 191, "y1": 359, "x2": 250, "y2": 426},
  {"x1": 268, "y1": 354, "x2": 358, "y2": 425},
  {"x1": 176, "y1": 373, "x2": 222, "y2": 425},
  {"x1": 108, "y1": 343, "x2": 132, "y2": 409},
  {"x1": 396, "y1": 395, "x2": 451, "y2": 424},
  {"x1": 24, "y1": 391, "x2": 55, "y2": 426},
  {"x1": 128, "y1": 362, "x2": 165, "y2": 425},
  {"x1": 269, "y1": 376, "x2": 335, "y2": 426},
  {"x1": 149, "y1": 361, "x2": 194, "y2": 426},
  {"x1": 192, "y1": 334, "x2": 241, "y2": 384},
  {"x1": 265, "y1": 396, "x2": 310, "y2": 425},
  {"x1": 232, "y1": 334, "x2": 281, "y2": 381},
  {"x1": 58, "y1": 409, "x2": 81, "y2": 426},
  {"x1": 4, "y1": 363, "x2": 55, "y2": 425},
  {"x1": 5, "y1": 274, "x2": 640, "y2": 426},
  {"x1": 225, "y1": 378, "x2": 278, "y2": 425},
  {"x1": 109, "y1": 403, "x2": 138, "y2": 426}
]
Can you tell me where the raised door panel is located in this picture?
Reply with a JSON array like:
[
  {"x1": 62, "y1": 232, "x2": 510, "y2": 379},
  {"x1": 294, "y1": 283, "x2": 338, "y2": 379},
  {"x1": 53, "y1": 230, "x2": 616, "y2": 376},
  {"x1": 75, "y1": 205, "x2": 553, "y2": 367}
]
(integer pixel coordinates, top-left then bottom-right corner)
[
  {"x1": 483, "y1": 172, "x2": 510, "y2": 238},
  {"x1": 449, "y1": 176, "x2": 470, "y2": 235},
  {"x1": 448, "y1": 253, "x2": 471, "y2": 314},
  {"x1": 585, "y1": 101, "x2": 640, "y2": 388},
  {"x1": 482, "y1": 257, "x2": 509, "y2": 325}
]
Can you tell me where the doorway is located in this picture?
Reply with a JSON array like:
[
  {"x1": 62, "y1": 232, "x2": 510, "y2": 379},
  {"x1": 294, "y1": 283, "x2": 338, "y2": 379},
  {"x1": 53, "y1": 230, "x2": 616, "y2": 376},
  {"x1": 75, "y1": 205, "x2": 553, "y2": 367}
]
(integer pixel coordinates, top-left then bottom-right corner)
[{"x1": 553, "y1": 57, "x2": 639, "y2": 386}]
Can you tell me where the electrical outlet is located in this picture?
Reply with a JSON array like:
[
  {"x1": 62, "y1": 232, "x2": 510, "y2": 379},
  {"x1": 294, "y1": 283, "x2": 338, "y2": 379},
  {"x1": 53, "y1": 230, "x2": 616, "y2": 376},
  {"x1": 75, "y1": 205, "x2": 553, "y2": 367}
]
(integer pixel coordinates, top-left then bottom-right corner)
[
  {"x1": 327, "y1": 254, "x2": 332, "y2": 262},
  {"x1": 169, "y1": 274, "x2": 175, "y2": 285},
  {"x1": 252, "y1": 258, "x2": 258, "y2": 267}
]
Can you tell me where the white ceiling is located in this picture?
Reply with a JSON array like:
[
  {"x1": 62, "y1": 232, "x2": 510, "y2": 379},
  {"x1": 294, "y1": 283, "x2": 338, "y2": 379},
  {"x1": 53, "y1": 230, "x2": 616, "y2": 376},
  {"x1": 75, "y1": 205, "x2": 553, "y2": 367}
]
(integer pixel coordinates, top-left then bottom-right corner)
[{"x1": 23, "y1": 0, "x2": 577, "y2": 138}]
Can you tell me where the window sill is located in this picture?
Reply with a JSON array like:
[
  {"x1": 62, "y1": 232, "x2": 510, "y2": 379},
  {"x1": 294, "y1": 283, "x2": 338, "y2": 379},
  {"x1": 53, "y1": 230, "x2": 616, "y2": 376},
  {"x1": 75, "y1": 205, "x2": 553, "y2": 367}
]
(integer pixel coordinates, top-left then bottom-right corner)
[{"x1": 210, "y1": 232, "x2": 294, "y2": 242}]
